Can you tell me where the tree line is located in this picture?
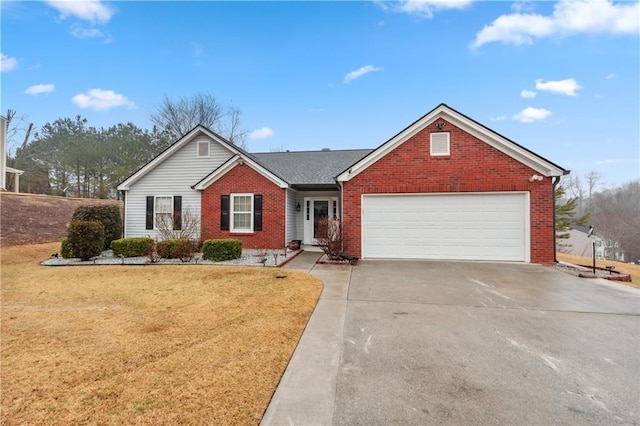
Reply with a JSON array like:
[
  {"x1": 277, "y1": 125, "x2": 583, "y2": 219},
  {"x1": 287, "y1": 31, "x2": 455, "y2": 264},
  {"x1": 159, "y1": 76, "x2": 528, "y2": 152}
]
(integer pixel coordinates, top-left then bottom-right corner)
[
  {"x1": 6, "y1": 93, "x2": 247, "y2": 198},
  {"x1": 557, "y1": 172, "x2": 639, "y2": 262}
]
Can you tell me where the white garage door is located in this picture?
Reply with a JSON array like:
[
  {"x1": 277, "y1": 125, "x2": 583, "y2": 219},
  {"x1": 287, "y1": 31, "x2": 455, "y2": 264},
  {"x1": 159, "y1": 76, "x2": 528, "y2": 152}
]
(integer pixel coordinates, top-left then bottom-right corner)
[{"x1": 362, "y1": 193, "x2": 528, "y2": 261}]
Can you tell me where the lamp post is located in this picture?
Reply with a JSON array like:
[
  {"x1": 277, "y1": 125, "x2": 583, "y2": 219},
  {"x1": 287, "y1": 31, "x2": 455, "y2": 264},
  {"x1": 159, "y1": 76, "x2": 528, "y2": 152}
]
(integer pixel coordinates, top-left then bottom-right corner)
[{"x1": 587, "y1": 225, "x2": 595, "y2": 274}]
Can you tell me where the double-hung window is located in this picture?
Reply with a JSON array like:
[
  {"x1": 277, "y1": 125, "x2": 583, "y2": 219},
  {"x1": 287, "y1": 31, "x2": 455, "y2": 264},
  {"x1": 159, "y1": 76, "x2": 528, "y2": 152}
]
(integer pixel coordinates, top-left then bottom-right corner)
[
  {"x1": 220, "y1": 194, "x2": 263, "y2": 232},
  {"x1": 231, "y1": 193, "x2": 253, "y2": 232},
  {"x1": 146, "y1": 196, "x2": 182, "y2": 230},
  {"x1": 155, "y1": 196, "x2": 173, "y2": 230}
]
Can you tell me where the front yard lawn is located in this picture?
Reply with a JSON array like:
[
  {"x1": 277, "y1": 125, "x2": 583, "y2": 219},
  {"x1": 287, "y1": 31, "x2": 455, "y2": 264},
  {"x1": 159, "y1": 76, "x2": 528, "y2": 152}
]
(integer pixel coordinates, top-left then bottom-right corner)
[{"x1": 1, "y1": 242, "x2": 322, "y2": 425}]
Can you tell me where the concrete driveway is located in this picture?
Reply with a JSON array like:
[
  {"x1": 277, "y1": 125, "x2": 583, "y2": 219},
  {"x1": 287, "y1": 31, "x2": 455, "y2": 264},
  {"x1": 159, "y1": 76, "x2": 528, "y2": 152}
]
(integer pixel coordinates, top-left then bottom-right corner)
[{"x1": 263, "y1": 255, "x2": 640, "y2": 425}]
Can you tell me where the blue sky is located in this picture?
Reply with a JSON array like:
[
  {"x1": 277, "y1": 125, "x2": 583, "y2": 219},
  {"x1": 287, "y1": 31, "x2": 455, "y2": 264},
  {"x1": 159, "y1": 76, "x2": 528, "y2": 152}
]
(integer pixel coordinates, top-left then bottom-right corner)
[{"x1": 2, "y1": 0, "x2": 639, "y2": 187}]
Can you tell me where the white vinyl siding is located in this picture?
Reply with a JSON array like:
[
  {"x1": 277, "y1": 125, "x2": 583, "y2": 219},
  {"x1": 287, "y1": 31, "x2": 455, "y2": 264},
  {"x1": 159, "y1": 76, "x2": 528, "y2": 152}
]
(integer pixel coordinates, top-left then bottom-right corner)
[
  {"x1": 231, "y1": 193, "x2": 253, "y2": 232},
  {"x1": 285, "y1": 188, "x2": 298, "y2": 244},
  {"x1": 123, "y1": 133, "x2": 234, "y2": 239},
  {"x1": 362, "y1": 193, "x2": 528, "y2": 261},
  {"x1": 430, "y1": 132, "x2": 450, "y2": 156}
]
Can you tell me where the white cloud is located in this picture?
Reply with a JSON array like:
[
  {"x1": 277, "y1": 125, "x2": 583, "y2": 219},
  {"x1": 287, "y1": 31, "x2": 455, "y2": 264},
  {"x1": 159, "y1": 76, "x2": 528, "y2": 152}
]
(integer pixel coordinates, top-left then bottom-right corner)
[
  {"x1": 1, "y1": 53, "x2": 17, "y2": 72},
  {"x1": 46, "y1": 0, "x2": 114, "y2": 23},
  {"x1": 249, "y1": 127, "x2": 275, "y2": 140},
  {"x1": 381, "y1": 0, "x2": 473, "y2": 19},
  {"x1": 513, "y1": 107, "x2": 552, "y2": 123},
  {"x1": 605, "y1": 72, "x2": 618, "y2": 80},
  {"x1": 24, "y1": 84, "x2": 55, "y2": 95},
  {"x1": 490, "y1": 115, "x2": 507, "y2": 121},
  {"x1": 520, "y1": 89, "x2": 537, "y2": 98},
  {"x1": 535, "y1": 78, "x2": 581, "y2": 96},
  {"x1": 70, "y1": 24, "x2": 111, "y2": 42},
  {"x1": 343, "y1": 65, "x2": 381, "y2": 84},
  {"x1": 72, "y1": 88, "x2": 135, "y2": 110},
  {"x1": 511, "y1": 0, "x2": 535, "y2": 13},
  {"x1": 472, "y1": 0, "x2": 639, "y2": 48}
]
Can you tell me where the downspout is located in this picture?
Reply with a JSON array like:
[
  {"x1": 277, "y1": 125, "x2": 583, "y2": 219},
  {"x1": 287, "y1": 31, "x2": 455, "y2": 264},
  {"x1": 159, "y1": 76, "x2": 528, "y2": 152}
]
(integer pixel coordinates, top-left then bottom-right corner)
[
  {"x1": 552, "y1": 176, "x2": 560, "y2": 263},
  {"x1": 119, "y1": 190, "x2": 126, "y2": 238}
]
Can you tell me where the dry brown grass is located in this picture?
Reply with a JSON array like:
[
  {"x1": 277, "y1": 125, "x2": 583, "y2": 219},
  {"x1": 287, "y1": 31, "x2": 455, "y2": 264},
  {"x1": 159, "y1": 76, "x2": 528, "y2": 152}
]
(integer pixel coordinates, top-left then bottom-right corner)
[
  {"x1": 557, "y1": 252, "x2": 640, "y2": 288},
  {"x1": 1, "y1": 243, "x2": 322, "y2": 425}
]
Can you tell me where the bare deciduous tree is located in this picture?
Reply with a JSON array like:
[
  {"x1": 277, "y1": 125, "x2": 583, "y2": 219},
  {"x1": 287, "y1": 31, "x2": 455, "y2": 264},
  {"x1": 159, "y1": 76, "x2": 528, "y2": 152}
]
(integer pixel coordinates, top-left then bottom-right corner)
[
  {"x1": 150, "y1": 93, "x2": 247, "y2": 150},
  {"x1": 316, "y1": 216, "x2": 343, "y2": 260},
  {"x1": 590, "y1": 180, "x2": 640, "y2": 262},
  {"x1": 585, "y1": 170, "x2": 603, "y2": 210},
  {"x1": 156, "y1": 208, "x2": 202, "y2": 242}
]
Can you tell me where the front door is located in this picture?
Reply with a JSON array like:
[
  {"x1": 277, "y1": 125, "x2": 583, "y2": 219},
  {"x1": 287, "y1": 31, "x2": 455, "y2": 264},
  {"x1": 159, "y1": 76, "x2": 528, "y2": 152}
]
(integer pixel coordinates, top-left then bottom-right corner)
[
  {"x1": 303, "y1": 197, "x2": 339, "y2": 245},
  {"x1": 313, "y1": 200, "x2": 329, "y2": 241}
]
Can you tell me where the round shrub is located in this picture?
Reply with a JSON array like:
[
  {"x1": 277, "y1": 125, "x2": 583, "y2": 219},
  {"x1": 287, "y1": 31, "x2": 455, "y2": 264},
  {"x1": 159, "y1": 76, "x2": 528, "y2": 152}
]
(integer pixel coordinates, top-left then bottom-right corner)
[
  {"x1": 60, "y1": 237, "x2": 73, "y2": 259},
  {"x1": 72, "y1": 205, "x2": 122, "y2": 250},
  {"x1": 111, "y1": 237, "x2": 154, "y2": 257},
  {"x1": 202, "y1": 239, "x2": 242, "y2": 261},
  {"x1": 156, "y1": 238, "x2": 196, "y2": 262},
  {"x1": 67, "y1": 221, "x2": 105, "y2": 260}
]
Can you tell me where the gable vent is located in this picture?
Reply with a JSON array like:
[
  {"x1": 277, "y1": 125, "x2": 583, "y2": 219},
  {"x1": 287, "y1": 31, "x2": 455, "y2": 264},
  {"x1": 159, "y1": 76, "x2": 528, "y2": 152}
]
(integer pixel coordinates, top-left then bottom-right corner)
[{"x1": 430, "y1": 132, "x2": 450, "y2": 156}]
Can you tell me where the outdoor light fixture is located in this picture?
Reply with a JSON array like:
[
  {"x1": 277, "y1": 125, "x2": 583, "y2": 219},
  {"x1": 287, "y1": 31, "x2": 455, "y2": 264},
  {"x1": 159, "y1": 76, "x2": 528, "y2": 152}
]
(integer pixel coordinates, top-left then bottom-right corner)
[
  {"x1": 588, "y1": 225, "x2": 595, "y2": 274},
  {"x1": 529, "y1": 174, "x2": 543, "y2": 182},
  {"x1": 296, "y1": 202, "x2": 301, "y2": 212},
  {"x1": 436, "y1": 122, "x2": 446, "y2": 130}
]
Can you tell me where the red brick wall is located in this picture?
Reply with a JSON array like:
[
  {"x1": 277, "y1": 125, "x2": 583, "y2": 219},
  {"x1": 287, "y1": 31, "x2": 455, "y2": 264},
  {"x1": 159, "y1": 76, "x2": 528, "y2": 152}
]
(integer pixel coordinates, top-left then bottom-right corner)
[
  {"x1": 201, "y1": 164, "x2": 286, "y2": 249},
  {"x1": 342, "y1": 120, "x2": 556, "y2": 264}
]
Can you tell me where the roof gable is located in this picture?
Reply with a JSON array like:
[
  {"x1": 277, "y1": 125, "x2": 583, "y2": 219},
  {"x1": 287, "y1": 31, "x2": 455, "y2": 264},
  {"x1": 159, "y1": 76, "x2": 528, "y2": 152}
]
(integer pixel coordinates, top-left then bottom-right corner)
[
  {"x1": 192, "y1": 155, "x2": 288, "y2": 190},
  {"x1": 117, "y1": 125, "x2": 243, "y2": 190},
  {"x1": 336, "y1": 103, "x2": 568, "y2": 182}
]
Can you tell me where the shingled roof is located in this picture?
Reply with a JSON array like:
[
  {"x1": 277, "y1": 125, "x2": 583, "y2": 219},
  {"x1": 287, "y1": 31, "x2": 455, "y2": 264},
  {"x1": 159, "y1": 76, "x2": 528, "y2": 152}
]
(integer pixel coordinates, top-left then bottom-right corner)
[{"x1": 251, "y1": 149, "x2": 373, "y2": 185}]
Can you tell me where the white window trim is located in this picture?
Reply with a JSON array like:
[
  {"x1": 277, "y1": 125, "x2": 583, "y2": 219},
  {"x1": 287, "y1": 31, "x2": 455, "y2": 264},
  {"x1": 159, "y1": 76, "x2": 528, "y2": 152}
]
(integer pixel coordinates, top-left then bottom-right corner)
[
  {"x1": 154, "y1": 195, "x2": 173, "y2": 230},
  {"x1": 230, "y1": 193, "x2": 254, "y2": 233},
  {"x1": 197, "y1": 140, "x2": 210, "y2": 158},
  {"x1": 430, "y1": 132, "x2": 450, "y2": 156}
]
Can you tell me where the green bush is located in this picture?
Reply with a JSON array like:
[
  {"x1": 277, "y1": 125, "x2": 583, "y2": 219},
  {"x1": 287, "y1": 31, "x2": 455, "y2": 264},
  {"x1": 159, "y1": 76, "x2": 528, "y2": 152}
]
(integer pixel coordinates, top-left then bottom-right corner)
[
  {"x1": 60, "y1": 237, "x2": 73, "y2": 259},
  {"x1": 157, "y1": 238, "x2": 197, "y2": 262},
  {"x1": 68, "y1": 221, "x2": 105, "y2": 260},
  {"x1": 111, "y1": 237, "x2": 155, "y2": 257},
  {"x1": 202, "y1": 239, "x2": 242, "y2": 261},
  {"x1": 72, "y1": 205, "x2": 123, "y2": 250}
]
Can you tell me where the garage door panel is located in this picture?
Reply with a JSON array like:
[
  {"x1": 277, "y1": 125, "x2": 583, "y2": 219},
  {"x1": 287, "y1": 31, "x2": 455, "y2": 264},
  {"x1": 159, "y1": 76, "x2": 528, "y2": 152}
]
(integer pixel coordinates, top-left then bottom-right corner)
[{"x1": 362, "y1": 193, "x2": 527, "y2": 261}]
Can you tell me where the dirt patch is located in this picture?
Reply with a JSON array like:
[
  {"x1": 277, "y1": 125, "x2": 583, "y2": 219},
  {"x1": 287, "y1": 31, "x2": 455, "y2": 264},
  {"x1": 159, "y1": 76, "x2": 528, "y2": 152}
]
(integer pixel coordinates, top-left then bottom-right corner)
[
  {"x1": 0, "y1": 192, "x2": 122, "y2": 247},
  {"x1": 1, "y1": 243, "x2": 323, "y2": 425}
]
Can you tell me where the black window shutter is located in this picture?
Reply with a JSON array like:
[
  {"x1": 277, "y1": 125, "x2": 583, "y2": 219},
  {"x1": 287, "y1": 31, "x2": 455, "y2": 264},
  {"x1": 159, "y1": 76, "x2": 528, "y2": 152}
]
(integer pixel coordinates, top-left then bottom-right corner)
[
  {"x1": 221, "y1": 195, "x2": 230, "y2": 231},
  {"x1": 254, "y1": 195, "x2": 263, "y2": 231},
  {"x1": 146, "y1": 196, "x2": 154, "y2": 230},
  {"x1": 173, "y1": 196, "x2": 182, "y2": 230}
]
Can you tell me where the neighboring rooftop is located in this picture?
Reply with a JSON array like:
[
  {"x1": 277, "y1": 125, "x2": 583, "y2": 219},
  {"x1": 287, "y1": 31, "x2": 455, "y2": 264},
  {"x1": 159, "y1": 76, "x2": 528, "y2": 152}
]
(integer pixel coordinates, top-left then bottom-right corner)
[{"x1": 252, "y1": 149, "x2": 373, "y2": 185}]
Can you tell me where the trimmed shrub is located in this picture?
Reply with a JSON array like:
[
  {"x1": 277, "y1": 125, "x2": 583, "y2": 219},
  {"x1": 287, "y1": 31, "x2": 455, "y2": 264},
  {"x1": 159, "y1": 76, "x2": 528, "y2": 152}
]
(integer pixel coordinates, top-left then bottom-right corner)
[
  {"x1": 68, "y1": 221, "x2": 105, "y2": 260},
  {"x1": 172, "y1": 238, "x2": 196, "y2": 262},
  {"x1": 156, "y1": 240, "x2": 172, "y2": 259},
  {"x1": 202, "y1": 239, "x2": 242, "y2": 261},
  {"x1": 111, "y1": 237, "x2": 155, "y2": 258},
  {"x1": 60, "y1": 237, "x2": 73, "y2": 259},
  {"x1": 157, "y1": 238, "x2": 197, "y2": 262},
  {"x1": 71, "y1": 205, "x2": 123, "y2": 250}
]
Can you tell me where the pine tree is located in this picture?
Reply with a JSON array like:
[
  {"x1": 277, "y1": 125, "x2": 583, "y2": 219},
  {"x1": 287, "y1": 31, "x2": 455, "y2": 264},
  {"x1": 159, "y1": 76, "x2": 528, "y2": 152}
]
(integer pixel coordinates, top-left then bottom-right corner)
[{"x1": 555, "y1": 185, "x2": 589, "y2": 242}]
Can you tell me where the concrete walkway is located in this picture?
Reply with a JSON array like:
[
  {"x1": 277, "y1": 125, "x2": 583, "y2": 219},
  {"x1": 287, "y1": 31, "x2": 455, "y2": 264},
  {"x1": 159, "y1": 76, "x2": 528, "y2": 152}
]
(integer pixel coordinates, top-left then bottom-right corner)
[{"x1": 261, "y1": 250, "x2": 352, "y2": 426}]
